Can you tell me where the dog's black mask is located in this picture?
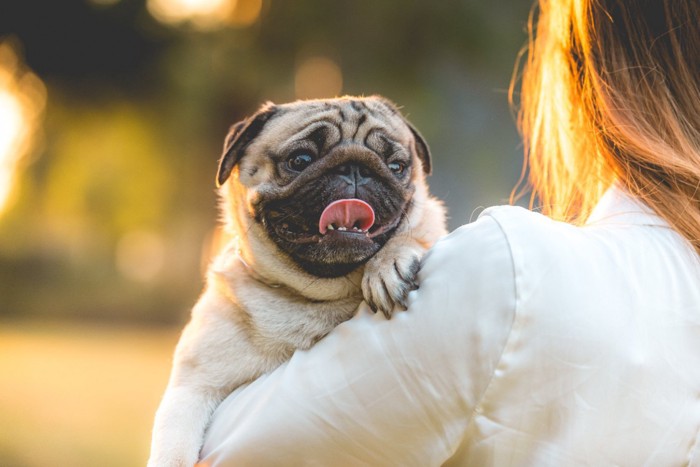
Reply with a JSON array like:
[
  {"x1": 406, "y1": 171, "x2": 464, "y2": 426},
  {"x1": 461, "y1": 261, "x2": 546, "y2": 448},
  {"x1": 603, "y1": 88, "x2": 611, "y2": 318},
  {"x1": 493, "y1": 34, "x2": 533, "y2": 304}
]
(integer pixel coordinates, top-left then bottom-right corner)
[{"x1": 256, "y1": 153, "x2": 413, "y2": 278}]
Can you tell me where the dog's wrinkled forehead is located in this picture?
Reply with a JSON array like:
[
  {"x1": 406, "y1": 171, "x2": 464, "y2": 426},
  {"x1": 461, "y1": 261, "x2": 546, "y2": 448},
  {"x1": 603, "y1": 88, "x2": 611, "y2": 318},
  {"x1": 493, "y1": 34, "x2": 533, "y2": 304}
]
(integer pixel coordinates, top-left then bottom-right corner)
[
  {"x1": 216, "y1": 96, "x2": 432, "y2": 187},
  {"x1": 260, "y1": 97, "x2": 410, "y2": 149}
]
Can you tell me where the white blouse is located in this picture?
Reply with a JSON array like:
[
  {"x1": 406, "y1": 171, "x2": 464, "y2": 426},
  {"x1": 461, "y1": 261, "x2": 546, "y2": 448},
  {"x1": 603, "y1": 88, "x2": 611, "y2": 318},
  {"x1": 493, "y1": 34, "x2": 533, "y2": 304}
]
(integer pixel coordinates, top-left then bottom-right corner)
[{"x1": 200, "y1": 187, "x2": 700, "y2": 466}]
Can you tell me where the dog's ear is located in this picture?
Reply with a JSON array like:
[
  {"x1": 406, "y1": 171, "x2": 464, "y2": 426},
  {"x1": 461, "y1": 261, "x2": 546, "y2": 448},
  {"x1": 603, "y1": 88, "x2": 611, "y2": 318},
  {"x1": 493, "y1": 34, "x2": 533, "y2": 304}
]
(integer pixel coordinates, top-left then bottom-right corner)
[
  {"x1": 406, "y1": 122, "x2": 432, "y2": 175},
  {"x1": 374, "y1": 96, "x2": 432, "y2": 175},
  {"x1": 216, "y1": 103, "x2": 278, "y2": 187}
]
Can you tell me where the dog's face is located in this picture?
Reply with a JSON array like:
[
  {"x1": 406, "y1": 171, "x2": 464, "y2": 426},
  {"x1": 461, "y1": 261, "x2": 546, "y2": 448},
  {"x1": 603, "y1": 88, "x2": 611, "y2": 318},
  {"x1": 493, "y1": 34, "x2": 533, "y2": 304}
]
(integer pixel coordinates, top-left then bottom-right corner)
[{"x1": 217, "y1": 96, "x2": 432, "y2": 278}]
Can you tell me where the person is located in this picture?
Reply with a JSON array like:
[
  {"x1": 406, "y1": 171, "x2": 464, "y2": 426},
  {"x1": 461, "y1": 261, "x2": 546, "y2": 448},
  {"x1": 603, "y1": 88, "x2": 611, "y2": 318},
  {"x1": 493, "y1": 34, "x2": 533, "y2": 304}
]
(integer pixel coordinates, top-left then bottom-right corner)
[{"x1": 198, "y1": 0, "x2": 700, "y2": 465}]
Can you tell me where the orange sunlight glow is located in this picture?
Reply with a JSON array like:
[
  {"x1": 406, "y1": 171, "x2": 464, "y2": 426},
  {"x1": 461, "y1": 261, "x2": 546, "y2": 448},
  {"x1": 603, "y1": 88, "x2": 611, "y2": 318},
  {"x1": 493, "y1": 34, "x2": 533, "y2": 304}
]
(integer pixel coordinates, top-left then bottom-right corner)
[
  {"x1": 0, "y1": 41, "x2": 46, "y2": 216},
  {"x1": 147, "y1": 0, "x2": 262, "y2": 29}
]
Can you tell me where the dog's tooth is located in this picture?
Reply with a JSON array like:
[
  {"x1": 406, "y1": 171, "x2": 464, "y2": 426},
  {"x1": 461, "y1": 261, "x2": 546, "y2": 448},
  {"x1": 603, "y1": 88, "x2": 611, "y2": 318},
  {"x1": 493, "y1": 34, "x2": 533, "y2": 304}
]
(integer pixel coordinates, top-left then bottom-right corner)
[
  {"x1": 327, "y1": 224, "x2": 335, "y2": 231},
  {"x1": 338, "y1": 226, "x2": 347, "y2": 231}
]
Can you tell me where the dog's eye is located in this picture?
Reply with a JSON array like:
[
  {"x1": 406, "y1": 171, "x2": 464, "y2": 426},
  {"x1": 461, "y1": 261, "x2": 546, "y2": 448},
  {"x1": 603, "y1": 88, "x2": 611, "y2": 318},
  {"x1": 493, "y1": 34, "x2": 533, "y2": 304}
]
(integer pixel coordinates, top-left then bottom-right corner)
[
  {"x1": 388, "y1": 161, "x2": 405, "y2": 175},
  {"x1": 287, "y1": 153, "x2": 314, "y2": 172}
]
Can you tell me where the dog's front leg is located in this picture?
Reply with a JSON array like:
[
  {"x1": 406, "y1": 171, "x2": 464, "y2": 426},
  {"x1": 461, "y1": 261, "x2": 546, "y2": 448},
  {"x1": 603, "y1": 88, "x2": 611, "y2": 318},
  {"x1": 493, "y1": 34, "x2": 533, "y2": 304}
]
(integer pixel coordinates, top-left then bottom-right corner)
[
  {"x1": 148, "y1": 383, "x2": 224, "y2": 467},
  {"x1": 149, "y1": 292, "x2": 271, "y2": 467},
  {"x1": 362, "y1": 236, "x2": 425, "y2": 318}
]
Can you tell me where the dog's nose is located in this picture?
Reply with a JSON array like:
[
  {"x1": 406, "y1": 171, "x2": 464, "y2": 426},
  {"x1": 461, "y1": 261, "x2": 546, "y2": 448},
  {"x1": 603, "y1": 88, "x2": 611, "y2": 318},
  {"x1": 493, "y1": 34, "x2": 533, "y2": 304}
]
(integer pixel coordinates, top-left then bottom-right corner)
[{"x1": 334, "y1": 163, "x2": 372, "y2": 185}]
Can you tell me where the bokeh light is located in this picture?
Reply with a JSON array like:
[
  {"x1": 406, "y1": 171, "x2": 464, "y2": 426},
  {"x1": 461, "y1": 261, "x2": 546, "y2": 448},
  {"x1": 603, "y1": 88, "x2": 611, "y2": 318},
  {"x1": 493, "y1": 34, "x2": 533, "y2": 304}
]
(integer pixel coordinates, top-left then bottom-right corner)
[
  {"x1": 147, "y1": 0, "x2": 233, "y2": 29},
  {"x1": 0, "y1": 41, "x2": 46, "y2": 217},
  {"x1": 147, "y1": 0, "x2": 262, "y2": 29},
  {"x1": 0, "y1": 91, "x2": 23, "y2": 210},
  {"x1": 294, "y1": 56, "x2": 343, "y2": 100}
]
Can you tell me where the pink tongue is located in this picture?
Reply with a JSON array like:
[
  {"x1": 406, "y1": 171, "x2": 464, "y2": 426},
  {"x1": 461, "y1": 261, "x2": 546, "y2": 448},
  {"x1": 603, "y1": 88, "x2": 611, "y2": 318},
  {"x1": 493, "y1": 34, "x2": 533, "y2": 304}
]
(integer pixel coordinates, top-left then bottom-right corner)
[{"x1": 319, "y1": 199, "x2": 375, "y2": 234}]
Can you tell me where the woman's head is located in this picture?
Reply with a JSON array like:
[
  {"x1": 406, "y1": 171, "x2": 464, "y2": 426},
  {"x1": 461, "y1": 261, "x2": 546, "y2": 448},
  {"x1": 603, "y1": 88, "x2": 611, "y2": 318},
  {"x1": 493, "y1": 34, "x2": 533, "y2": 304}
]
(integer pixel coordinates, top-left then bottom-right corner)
[{"x1": 514, "y1": 0, "x2": 700, "y2": 252}]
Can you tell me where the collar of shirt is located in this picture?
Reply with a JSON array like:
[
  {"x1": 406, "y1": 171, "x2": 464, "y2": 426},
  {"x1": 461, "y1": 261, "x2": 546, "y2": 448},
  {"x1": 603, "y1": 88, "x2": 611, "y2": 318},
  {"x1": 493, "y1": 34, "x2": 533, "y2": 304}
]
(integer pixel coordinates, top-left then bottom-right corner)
[{"x1": 586, "y1": 184, "x2": 668, "y2": 227}]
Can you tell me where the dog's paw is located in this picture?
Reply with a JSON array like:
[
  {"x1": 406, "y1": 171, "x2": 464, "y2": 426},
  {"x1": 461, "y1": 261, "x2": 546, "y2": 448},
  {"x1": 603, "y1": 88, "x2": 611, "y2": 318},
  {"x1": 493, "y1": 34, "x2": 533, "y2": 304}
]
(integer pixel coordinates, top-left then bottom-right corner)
[{"x1": 362, "y1": 247, "x2": 421, "y2": 319}]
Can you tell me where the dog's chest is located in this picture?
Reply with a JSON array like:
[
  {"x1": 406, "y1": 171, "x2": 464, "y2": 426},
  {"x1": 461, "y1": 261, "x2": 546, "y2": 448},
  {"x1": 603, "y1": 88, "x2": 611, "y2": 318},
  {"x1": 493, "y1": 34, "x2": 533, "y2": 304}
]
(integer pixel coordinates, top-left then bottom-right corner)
[{"x1": 232, "y1": 273, "x2": 362, "y2": 352}]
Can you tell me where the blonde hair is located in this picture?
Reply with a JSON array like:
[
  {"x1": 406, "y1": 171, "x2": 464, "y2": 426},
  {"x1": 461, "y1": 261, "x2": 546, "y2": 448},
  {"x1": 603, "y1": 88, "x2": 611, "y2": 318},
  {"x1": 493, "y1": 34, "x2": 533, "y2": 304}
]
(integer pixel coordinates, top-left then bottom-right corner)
[{"x1": 512, "y1": 0, "x2": 700, "y2": 254}]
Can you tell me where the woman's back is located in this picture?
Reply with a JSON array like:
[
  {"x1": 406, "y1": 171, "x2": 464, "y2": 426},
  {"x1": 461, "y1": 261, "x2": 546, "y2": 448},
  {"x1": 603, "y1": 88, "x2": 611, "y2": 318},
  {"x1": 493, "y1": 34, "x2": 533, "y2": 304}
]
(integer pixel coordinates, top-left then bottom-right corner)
[{"x1": 449, "y1": 187, "x2": 700, "y2": 465}]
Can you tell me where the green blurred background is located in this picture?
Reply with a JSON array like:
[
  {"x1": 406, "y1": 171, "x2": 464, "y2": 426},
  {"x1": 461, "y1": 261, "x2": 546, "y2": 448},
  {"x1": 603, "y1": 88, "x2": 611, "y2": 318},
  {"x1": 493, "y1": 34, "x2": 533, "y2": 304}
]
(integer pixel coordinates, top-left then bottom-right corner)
[{"x1": 0, "y1": 0, "x2": 530, "y2": 465}]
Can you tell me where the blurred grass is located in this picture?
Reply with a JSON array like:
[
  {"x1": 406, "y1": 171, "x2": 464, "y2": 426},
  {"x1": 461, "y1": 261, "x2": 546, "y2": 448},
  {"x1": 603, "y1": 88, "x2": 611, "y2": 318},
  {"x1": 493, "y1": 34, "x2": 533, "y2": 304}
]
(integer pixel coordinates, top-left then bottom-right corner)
[{"x1": 0, "y1": 321, "x2": 180, "y2": 466}]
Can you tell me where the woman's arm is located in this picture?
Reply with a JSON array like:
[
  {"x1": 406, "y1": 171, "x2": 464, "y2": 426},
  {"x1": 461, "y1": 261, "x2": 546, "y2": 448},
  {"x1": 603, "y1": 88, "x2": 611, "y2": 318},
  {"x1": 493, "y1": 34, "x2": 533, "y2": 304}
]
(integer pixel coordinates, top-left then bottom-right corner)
[{"x1": 199, "y1": 215, "x2": 516, "y2": 466}]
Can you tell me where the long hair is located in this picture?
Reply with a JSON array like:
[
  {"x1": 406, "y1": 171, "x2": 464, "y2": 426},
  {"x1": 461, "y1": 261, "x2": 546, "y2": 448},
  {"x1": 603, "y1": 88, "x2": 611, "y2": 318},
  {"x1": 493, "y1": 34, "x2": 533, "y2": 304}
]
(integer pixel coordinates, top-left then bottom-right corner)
[{"x1": 512, "y1": 0, "x2": 700, "y2": 254}]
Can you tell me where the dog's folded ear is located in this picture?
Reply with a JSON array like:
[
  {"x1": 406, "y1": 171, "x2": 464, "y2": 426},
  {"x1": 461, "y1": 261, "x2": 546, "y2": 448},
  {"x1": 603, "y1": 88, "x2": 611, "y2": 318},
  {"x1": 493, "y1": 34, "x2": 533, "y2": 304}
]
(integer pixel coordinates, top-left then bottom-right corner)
[
  {"x1": 216, "y1": 102, "x2": 278, "y2": 187},
  {"x1": 406, "y1": 123, "x2": 432, "y2": 175},
  {"x1": 373, "y1": 96, "x2": 432, "y2": 175}
]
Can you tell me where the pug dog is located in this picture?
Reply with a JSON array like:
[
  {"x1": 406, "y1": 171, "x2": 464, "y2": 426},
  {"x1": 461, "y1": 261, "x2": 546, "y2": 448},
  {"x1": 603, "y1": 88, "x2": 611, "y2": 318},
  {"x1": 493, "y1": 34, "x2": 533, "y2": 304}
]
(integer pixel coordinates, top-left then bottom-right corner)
[{"x1": 148, "y1": 96, "x2": 447, "y2": 467}]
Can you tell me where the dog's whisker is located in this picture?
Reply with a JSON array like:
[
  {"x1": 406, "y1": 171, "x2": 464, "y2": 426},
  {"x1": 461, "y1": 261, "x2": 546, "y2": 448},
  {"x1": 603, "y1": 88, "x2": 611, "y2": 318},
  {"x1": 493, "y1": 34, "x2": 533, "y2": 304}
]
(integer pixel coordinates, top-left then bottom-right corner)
[
  {"x1": 342, "y1": 274, "x2": 361, "y2": 290},
  {"x1": 298, "y1": 276, "x2": 323, "y2": 294}
]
